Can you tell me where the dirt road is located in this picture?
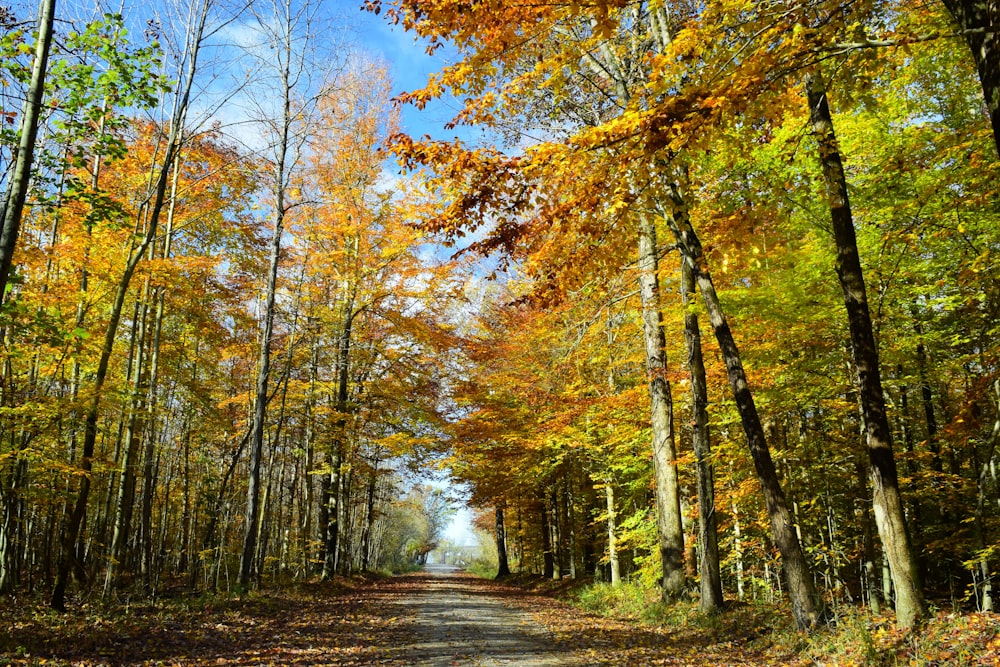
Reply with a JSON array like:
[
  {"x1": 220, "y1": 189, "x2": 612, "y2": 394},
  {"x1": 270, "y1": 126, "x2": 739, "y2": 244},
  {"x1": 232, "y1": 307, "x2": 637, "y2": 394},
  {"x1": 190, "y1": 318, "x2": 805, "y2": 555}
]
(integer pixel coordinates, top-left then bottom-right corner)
[
  {"x1": 2, "y1": 566, "x2": 777, "y2": 665},
  {"x1": 391, "y1": 564, "x2": 570, "y2": 665}
]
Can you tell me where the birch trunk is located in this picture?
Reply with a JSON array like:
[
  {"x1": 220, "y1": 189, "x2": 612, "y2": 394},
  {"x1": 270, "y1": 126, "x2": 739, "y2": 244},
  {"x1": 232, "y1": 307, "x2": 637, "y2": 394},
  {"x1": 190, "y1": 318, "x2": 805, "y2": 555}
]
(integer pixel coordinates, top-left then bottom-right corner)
[{"x1": 604, "y1": 478, "x2": 621, "y2": 587}]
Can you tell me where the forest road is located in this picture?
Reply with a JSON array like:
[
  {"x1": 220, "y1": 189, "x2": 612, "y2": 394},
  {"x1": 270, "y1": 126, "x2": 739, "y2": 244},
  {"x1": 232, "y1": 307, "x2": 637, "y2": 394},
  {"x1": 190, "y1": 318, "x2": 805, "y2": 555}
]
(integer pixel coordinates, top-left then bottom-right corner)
[
  {"x1": 391, "y1": 564, "x2": 571, "y2": 666},
  {"x1": 1, "y1": 564, "x2": 778, "y2": 665}
]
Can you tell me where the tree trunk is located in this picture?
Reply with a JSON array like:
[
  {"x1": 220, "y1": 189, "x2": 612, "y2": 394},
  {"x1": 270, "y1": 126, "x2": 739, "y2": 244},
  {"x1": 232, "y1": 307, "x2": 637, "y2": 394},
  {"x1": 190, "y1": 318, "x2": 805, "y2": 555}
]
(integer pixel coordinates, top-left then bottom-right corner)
[
  {"x1": 681, "y1": 259, "x2": 724, "y2": 613},
  {"x1": 0, "y1": 454, "x2": 28, "y2": 593},
  {"x1": 731, "y1": 493, "x2": 745, "y2": 600},
  {"x1": 52, "y1": 250, "x2": 153, "y2": 610},
  {"x1": 322, "y1": 279, "x2": 357, "y2": 580},
  {"x1": 179, "y1": 413, "x2": 192, "y2": 577},
  {"x1": 359, "y1": 452, "x2": 380, "y2": 573},
  {"x1": 48, "y1": 0, "x2": 208, "y2": 610},
  {"x1": 662, "y1": 183, "x2": 823, "y2": 630},
  {"x1": 912, "y1": 320, "x2": 943, "y2": 475},
  {"x1": 940, "y1": 0, "x2": 1000, "y2": 155},
  {"x1": 197, "y1": 429, "x2": 249, "y2": 589},
  {"x1": 102, "y1": 289, "x2": 149, "y2": 596},
  {"x1": 564, "y1": 470, "x2": 577, "y2": 579},
  {"x1": 240, "y1": 0, "x2": 311, "y2": 587},
  {"x1": 239, "y1": 120, "x2": 288, "y2": 592},
  {"x1": 857, "y1": 458, "x2": 882, "y2": 615},
  {"x1": 301, "y1": 342, "x2": 319, "y2": 574},
  {"x1": 337, "y1": 461, "x2": 355, "y2": 575},
  {"x1": 0, "y1": 0, "x2": 56, "y2": 305},
  {"x1": 971, "y1": 379, "x2": 999, "y2": 612},
  {"x1": 540, "y1": 489, "x2": 554, "y2": 579},
  {"x1": 140, "y1": 151, "x2": 184, "y2": 590},
  {"x1": 603, "y1": 477, "x2": 621, "y2": 587},
  {"x1": 495, "y1": 506, "x2": 511, "y2": 578},
  {"x1": 637, "y1": 214, "x2": 686, "y2": 599},
  {"x1": 549, "y1": 486, "x2": 561, "y2": 579},
  {"x1": 806, "y1": 70, "x2": 924, "y2": 628}
]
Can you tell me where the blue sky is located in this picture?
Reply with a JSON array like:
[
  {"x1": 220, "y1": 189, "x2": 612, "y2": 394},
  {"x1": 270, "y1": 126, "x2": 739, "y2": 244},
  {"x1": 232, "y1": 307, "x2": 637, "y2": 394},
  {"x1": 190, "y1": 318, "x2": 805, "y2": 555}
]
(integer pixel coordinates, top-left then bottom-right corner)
[
  {"x1": 38, "y1": 0, "x2": 469, "y2": 144},
  {"x1": 332, "y1": 0, "x2": 471, "y2": 142}
]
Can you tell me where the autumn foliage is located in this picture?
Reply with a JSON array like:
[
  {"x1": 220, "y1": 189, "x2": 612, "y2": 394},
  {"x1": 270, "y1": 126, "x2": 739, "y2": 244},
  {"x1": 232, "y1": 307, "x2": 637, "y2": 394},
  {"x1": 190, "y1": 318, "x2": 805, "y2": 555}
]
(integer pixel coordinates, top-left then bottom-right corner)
[{"x1": 0, "y1": 0, "x2": 998, "y2": 659}]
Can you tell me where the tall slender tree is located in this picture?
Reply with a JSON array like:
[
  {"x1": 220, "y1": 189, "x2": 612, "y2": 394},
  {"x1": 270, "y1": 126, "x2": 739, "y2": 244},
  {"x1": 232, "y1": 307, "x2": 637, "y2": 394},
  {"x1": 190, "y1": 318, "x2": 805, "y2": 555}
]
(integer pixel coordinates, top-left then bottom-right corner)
[
  {"x1": 239, "y1": 0, "x2": 330, "y2": 589},
  {"x1": 805, "y1": 68, "x2": 924, "y2": 628}
]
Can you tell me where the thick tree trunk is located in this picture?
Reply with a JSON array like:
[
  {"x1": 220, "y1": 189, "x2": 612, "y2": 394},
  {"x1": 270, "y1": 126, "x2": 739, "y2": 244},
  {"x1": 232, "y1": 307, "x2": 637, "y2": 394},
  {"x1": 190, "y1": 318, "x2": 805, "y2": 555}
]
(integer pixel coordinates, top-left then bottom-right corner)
[
  {"x1": 495, "y1": 506, "x2": 511, "y2": 578},
  {"x1": 637, "y1": 214, "x2": 686, "y2": 599},
  {"x1": 939, "y1": 0, "x2": 1000, "y2": 155},
  {"x1": 0, "y1": 0, "x2": 56, "y2": 304},
  {"x1": 806, "y1": 70, "x2": 924, "y2": 629},
  {"x1": 662, "y1": 184, "x2": 823, "y2": 630},
  {"x1": 681, "y1": 260, "x2": 724, "y2": 613}
]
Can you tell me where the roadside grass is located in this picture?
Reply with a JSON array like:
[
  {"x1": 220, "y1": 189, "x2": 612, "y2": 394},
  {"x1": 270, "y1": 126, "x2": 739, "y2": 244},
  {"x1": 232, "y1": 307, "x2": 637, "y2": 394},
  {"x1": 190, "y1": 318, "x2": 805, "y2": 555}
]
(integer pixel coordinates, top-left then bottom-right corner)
[{"x1": 464, "y1": 560, "x2": 497, "y2": 579}]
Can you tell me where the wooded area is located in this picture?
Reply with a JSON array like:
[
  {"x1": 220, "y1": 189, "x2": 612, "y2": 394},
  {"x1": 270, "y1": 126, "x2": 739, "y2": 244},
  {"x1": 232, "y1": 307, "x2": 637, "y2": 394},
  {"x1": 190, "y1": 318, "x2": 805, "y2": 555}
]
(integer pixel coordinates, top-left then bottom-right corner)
[
  {"x1": 1, "y1": 0, "x2": 998, "y2": 644},
  {"x1": 0, "y1": 0, "x2": 463, "y2": 612}
]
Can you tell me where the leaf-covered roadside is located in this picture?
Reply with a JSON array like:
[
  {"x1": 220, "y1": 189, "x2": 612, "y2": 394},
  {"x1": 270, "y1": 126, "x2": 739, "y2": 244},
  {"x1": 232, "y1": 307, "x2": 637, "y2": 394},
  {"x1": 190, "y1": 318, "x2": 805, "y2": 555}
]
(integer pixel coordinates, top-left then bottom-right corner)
[
  {"x1": 491, "y1": 576, "x2": 788, "y2": 667},
  {"x1": 0, "y1": 577, "x2": 418, "y2": 666},
  {"x1": 510, "y1": 575, "x2": 1000, "y2": 666}
]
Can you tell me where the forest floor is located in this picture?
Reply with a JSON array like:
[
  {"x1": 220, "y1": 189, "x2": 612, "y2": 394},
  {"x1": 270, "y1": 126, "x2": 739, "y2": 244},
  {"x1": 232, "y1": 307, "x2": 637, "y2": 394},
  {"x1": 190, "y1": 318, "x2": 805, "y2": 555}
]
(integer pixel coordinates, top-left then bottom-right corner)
[
  {"x1": 2, "y1": 566, "x2": 998, "y2": 666},
  {"x1": 2, "y1": 564, "x2": 781, "y2": 666}
]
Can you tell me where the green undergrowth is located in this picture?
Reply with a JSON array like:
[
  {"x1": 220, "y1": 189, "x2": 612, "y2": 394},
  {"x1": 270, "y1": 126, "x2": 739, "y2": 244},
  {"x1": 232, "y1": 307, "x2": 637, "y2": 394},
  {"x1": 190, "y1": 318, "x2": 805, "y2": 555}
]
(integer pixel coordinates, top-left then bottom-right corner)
[
  {"x1": 464, "y1": 561, "x2": 497, "y2": 579},
  {"x1": 493, "y1": 574, "x2": 1000, "y2": 666},
  {"x1": 569, "y1": 580, "x2": 792, "y2": 652},
  {"x1": 389, "y1": 562, "x2": 424, "y2": 575}
]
